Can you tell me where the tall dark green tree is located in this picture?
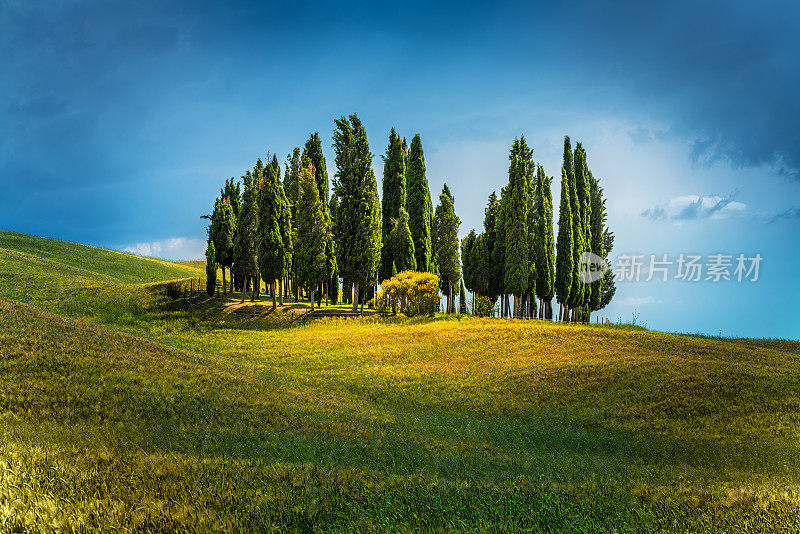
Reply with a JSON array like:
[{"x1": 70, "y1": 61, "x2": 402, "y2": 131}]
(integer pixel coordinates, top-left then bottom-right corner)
[
  {"x1": 472, "y1": 234, "x2": 490, "y2": 303},
  {"x1": 233, "y1": 172, "x2": 260, "y2": 302},
  {"x1": 565, "y1": 138, "x2": 584, "y2": 321},
  {"x1": 389, "y1": 206, "x2": 416, "y2": 273},
  {"x1": 534, "y1": 165, "x2": 555, "y2": 319},
  {"x1": 220, "y1": 177, "x2": 241, "y2": 218},
  {"x1": 483, "y1": 192, "x2": 500, "y2": 301},
  {"x1": 406, "y1": 134, "x2": 433, "y2": 273},
  {"x1": 209, "y1": 197, "x2": 235, "y2": 293},
  {"x1": 573, "y1": 143, "x2": 592, "y2": 318},
  {"x1": 459, "y1": 279, "x2": 467, "y2": 314},
  {"x1": 460, "y1": 230, "x2": 477, "y2": 300},
  {"x1": 257, "y1": 155, "x2": 292, "y2": 310},
  {"x1": 504, "y1": 137, "x2": 533, "y2": 318},
  {"x1": 491, "y1": 187, "x2": 508, "y2": 315},
  {"x1": 332, "y1": 114, "x2": 380, "y2": 313},
  {"x1": 284, "y1": 148, "x2": 302, "y2": 225},
  {"x1": 433, "y1": 184, "x2": 461, "y2": 313},
  {"x1": 555, "y1": 166, "x2": 573, "y2": 321},
  {"x1": 205, "y1": 238, "x2": 216, "y2": 296},
  {"x1": 302, "y1": 133, "x2": 329, "y2": 211},
  {"x1": 525, "y1": 161, "x2": 538, "y2": 318},
  {"x1": 296, "y1": 165, "x2": 328, "y2": 310},
  {"x1": 381, "y1": 128, "x2": 407, "y2": 281}
]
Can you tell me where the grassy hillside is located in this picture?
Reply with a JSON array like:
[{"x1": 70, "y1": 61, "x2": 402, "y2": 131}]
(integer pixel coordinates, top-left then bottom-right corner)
[
  {"x1": 0, "y1": 231, "x2": 202, "y2": 284},
  {"x1": 1, "y1": 233, "x2": 800, "y2": 531}
]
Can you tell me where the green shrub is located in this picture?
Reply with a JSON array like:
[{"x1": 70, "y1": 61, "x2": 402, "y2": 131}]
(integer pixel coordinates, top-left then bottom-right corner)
[{"x1": 475, "y1": 296, "x2": 495, "y2": 317}]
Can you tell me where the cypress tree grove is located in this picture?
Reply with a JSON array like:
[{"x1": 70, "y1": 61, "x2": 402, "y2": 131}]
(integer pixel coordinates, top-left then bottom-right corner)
[
  {"x1": 209, "y1": 196, "x2": 235, "y2": 294},
  {"x1": 257, "y1": 155, "x2": 292, "y2": 310},
  {"x1": 406, "y1": 134, "x2": 433, "y2": 273},
  {"x1": 389, "y1": 206, "x2": 416, "y2": 274},
  {"x1": 332, "y1": 114, "x2": 380, "y2": 313},
  {"x1": 433, "y1": 185, "x2": 461, "y2": 313},
  {"x1": 534, "y1": 165, "x2": 555, "y2": 320},
  {"x1": 232, "y1": 172, "x2": 260, "y2": 302},
  {"x1": 555, "y1": 166, "x2": 573, "y2": 321},
  {"x1": 381, "y1": 128, "x2": 406, "y2": 281},
  {"x1": 504, "y1": 138, "x2": 532, "y2": 318},
  {"x1": 296, "y1": 164, "x2": 328, "y2": 310},
  {"x1": 302, "y1": 133, "x2": 329, "y2": 211},
  {"x1": 205, "y1": 238, "x2": 216, "y2": 296}
]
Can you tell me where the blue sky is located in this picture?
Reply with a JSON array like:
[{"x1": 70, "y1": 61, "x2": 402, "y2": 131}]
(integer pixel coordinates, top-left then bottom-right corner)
[{"x1": 2, "y1": 0, "x2": 799, "y2": 338}]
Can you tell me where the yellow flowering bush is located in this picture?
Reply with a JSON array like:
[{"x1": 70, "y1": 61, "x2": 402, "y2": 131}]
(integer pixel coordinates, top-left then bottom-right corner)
[{"x1": 377, "y1": 270, "x2": 439, "y2": 316}]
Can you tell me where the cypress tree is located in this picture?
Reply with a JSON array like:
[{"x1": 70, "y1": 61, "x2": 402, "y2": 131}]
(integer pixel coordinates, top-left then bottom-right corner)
[
  {"x1": 433, "y1": 184, "x2": 461, "y2": 313},
  {"x1": 491, "y1": 187, "x2": 508, "y2": 315},
  {"x1": 257, "y1": 155, "x2": 292, "y2": 310},
  {"x1": 332, "y1": 114, "x2": 380, "y2": 313},
  {"x1": 459, "y1": 279, "x2": 467, "y2": 314},
  {"x1": 296, "y1": 165, "x2": 328, "y2": 310},
  {"x1": 483, "y1": 192, "x2": 500, "y2": 301},
  {"x1": 504, "y1": 138, "x2": 532, "y2": 318},
  {"x1": 555, "y1": 166, "x2": 573, "y2": 320},
  {"x1": 209, "y1": 196, "x2": 235, "y2": 294},
  {"x1": 525, "y1": 161, "x2": 538, "y2": 318},
  {"x1": 574, "y1": 144, "x2": 592, "y2": 318},
  {"x1": 284, "y1": 148, "x2": 302, "y2": 226},
  {"x1": 406, "y1": 134, "x2": 433, "y2": 273},
  {"x1": 276, "y1": 155, "x2": 293, "y2": 306},
  {"x1": 472, "y1": 233, "x2": 490, "y2": 301},
  {"x1": 232, "y1": 172, "x2": 260, "y2": 302},
  {"x1": 205, "y1": 238, "x2": 216, "y2": 296},
  {"x1": 221, "y1": 177, "x2": 241, "y2": 218},
  {"x1": 389, "y1": 206, "x2": 416, "y2": 273},
  {"x1": 543, "y1": 173, "x2": 556, "y2": 319},
  {"x1": 460, "y1": 230, "x2": 477, "y2": 299},
  {"x1": 534, "y1": 165, "x2": 555, "y2": 320},
  {"x1": 588, "y1": 171, "x2": 604, "y2": 314},
  {"x1": 302, "y1": 133, "x2": 329, "y2": 211},
  {"x1": 381, "y1": 128, "x2": 407, "y2": 281},
  {"x1": 565, "y1": 138, "x2": 584, "y2": 321}
]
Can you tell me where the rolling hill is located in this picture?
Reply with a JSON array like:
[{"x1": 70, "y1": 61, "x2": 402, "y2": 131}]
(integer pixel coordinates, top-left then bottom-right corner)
[{"x1": 1, "y1": 232, "x2": 799, "y2": 531}]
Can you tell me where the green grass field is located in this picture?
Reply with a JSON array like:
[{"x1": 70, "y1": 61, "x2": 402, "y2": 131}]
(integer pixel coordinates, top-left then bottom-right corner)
[{"x1": 1, "y1": 230, "x2": 800, "y2": 532}]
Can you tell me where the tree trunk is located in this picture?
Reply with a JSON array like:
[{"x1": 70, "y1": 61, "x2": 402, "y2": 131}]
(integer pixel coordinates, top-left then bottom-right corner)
[
  {"x1": 360, "y1": 289, "x2": 365, "y2": 314},
  {"x1": 447, "y1": 280, "x2": 452, "y2": 314},
  {"x1": 278, "y1": 277, "x2": 284, "y2": 306},
  {"x1": 352, "y1": 282, "x2": 359, "y2": 312},
  {"x1": 222, "y1": 266, "x2": 226, "y2": 294},
  {"x1": 271, "y1": 281, "x2": 277, "y2": 310},
  {"x1": 240, "y1": 276, "x2": 246, "y2": 303},
  {"x1": 310, "y1": 289, "x2": 315, "y2": 311},
  {"x1": 252, "y1": 274, "x2": 259, "y2": 301},
  {"x1": 325, "y1": 281, "x2": 329, "y2": 306}
]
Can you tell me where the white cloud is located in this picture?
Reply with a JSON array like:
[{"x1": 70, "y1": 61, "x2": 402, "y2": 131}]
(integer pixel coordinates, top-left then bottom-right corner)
[
  {"x1": 642, "y1": 193, "x2": 746, "y2": 221},
  {"x1": 122, "y1": 237, "x2": 206, "y2": 261}
]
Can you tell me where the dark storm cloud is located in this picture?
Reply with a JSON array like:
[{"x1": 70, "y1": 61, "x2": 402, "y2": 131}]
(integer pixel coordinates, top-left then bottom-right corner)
[{"x1": 561, "y1": 1, "x2": 800, "y2": 181}]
